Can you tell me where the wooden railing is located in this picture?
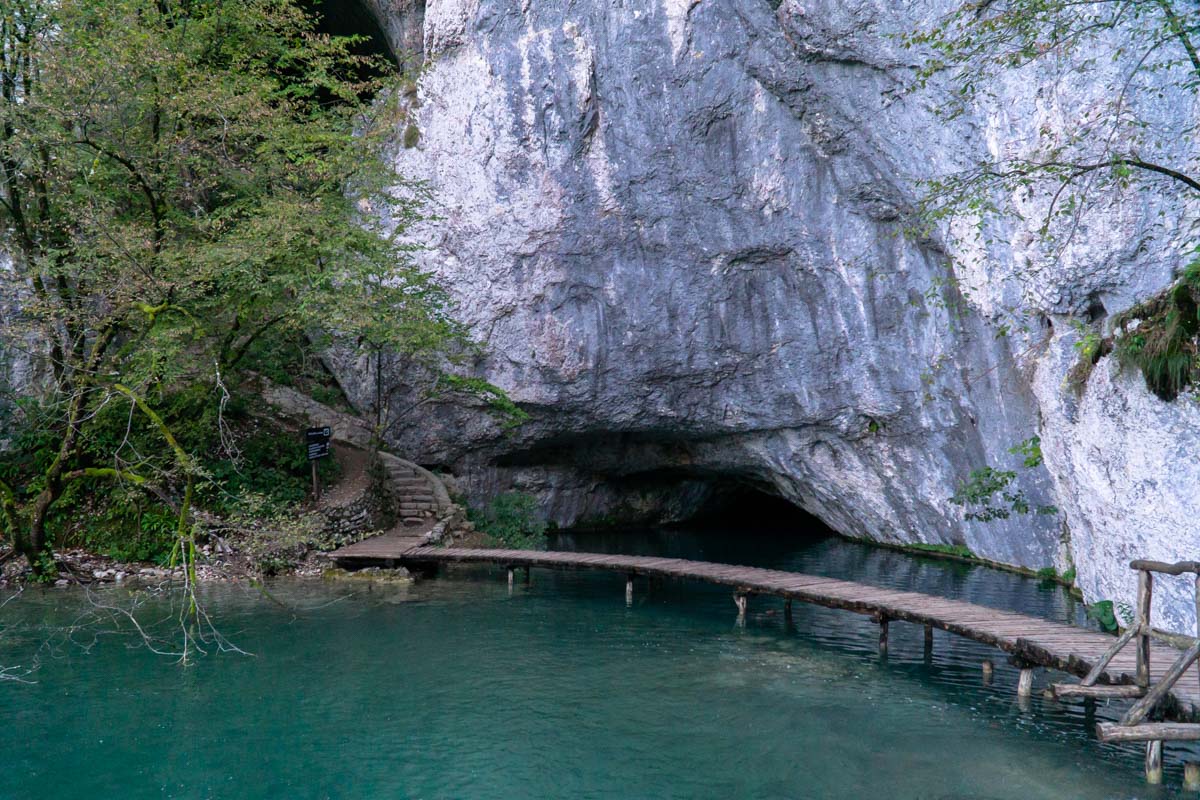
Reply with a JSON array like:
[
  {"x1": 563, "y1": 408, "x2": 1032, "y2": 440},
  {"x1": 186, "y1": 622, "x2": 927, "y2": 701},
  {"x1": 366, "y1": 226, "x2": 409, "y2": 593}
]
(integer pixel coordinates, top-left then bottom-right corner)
[{"x1": 1053, "y1": 560, "x2": 1200, "y2": 784}]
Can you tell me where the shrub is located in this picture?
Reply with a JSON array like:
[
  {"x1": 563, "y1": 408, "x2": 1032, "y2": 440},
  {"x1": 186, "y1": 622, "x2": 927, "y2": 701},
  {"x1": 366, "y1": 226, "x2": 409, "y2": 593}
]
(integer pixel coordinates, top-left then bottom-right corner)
[
  {"x1": 467, "y1": 492, "x2": 547, "y2": 550},
  {"x1": 402, "y1": 123, "x2": 420, "y2": 149},
  {"x1": 1113, "y1": 276, "x2": 1200, "y2": 401}
]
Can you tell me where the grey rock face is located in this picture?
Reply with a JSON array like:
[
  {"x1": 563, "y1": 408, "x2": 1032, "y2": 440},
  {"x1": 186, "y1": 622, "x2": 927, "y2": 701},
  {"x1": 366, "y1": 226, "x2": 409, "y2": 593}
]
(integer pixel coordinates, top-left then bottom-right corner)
[{"x1": 343, "y1": 0, "x2": 1197, "y2": 624}]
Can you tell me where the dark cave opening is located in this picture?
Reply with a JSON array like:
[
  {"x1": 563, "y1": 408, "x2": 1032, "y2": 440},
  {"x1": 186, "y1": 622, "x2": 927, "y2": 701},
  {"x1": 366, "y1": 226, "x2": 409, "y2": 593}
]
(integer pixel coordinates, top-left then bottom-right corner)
[
  {"x1": 304, "y1": 1, "x2": 396, "y2": 78},
  {"x1": 551, "y1": 476, "x2": 837, "y2": 564},
  {"x1": 681, "y1": 481, "x2": 833, "y2": 536}
]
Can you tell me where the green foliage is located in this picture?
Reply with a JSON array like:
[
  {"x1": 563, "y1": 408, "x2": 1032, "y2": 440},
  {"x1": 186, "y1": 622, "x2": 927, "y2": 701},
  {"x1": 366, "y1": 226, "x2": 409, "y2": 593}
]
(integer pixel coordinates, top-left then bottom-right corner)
[
  {"x1": 1035, "y1": 564, "x2": 1076, "y2": 585},
  {"x1": 950, "y1": 467, "x2": 1019, "y2": 521},
  {"x1": 900, "y1": 0, "x2": 1200, "y2": 301},
  {"x1": 403, "y1": 124, "x2": 420, "y2": 149},
  {"x1": 467, "y1": 493, "x2": 547, "y2": 550},
  {"x1": 0, "y1": 0, "x2": 470, "y2": 566},
  {"x1": 1066, "y1": 320, "x2": 1109, "y2": 396},
  {"x1": 1008, "y1": 436, "x2": 1043, "y2": 469},
  {"x1": 77, "y1": 502, "x2": 178, "y2": 564},
  {"x1": 950, "y1": 465, "x2": 1058, "y2": 522},
  {"x1": 0, "y1": 383, "x2": 338, "y2": 561},
  {"x1": 29, "y1": 550, "x2": 58, "y2": 584},
  {"x1": 441, "y1": 375, "x2": 530, "y2": 428},
  {"x1": 239, "y1": 330, "x2": 353, "y2": 412},
  {"x1": 950, "y1": 434, "x2": 1057, "y2": 523},
  {"x1": 1087, "y1": 600, "x2": 1120, "y2": 633},
  {"x1": 1113, "y1": 274, "x2": 1200, "y2": 400}
]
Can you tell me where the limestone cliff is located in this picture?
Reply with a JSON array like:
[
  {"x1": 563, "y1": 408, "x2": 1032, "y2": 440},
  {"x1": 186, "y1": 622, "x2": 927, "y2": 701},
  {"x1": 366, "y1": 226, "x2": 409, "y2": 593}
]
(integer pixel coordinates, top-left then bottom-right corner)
[{"x1": 343, "y1": 0, "x2": 1200, "y2": 626}]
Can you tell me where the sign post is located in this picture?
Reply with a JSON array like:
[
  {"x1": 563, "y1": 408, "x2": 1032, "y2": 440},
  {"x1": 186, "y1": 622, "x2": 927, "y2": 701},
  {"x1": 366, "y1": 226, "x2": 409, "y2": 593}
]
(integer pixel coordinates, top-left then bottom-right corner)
[{"x1": 305, "y1": 426, "x2": 332, "y2": 499}]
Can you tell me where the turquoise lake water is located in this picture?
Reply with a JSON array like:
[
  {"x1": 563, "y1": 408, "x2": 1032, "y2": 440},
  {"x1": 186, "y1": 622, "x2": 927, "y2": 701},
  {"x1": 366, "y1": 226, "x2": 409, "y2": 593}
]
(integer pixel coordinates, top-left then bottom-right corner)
[{"x1": 0, "y1": 528, "x2": 1192, "y2": 798}]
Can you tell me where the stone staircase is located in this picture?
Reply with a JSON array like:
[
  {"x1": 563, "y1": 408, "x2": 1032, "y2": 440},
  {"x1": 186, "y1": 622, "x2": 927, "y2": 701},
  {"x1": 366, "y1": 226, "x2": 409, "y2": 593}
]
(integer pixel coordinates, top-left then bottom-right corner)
[
  {"x1": 259, "y1": 377, "x2": 456, "y2": 543},
  {"x1": 377, "y1": 451, "x2": 451, "y2": 527}
]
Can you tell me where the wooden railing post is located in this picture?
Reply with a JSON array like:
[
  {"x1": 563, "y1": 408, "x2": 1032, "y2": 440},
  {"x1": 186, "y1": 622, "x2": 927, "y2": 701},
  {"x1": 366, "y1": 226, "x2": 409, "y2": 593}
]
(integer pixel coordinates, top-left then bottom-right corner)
[
  {"x1": 1137, "y1": 569, "x2": 1153, "y2": 689},
  {"x1": 1195, "y1": 574, "x2": 1200, "y2": 697}
]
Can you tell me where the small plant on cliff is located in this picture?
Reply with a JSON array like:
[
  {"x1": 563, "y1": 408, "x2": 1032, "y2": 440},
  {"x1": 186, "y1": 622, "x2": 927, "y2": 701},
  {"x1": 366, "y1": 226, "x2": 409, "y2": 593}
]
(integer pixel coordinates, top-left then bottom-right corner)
[
  {"x1": 950, "y1": 438, "x2": 1057, "y2": 522},
  {"x1": 1087, "y1": 600, "x2": 1120, "y2": 633},
  {"x1": 1112, "y1": 272, "x2": 1200, "y2": 400},
  {"x1": 467, "y1": 493, "x2": 548, "y2": 550}
]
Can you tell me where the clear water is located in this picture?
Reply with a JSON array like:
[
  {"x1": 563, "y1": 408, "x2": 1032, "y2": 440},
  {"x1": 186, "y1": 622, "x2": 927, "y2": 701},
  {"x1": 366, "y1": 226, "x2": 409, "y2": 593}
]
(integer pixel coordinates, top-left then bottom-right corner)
[{"x1": 0, "y1": 529, "x2": 1190, "y2": 799}]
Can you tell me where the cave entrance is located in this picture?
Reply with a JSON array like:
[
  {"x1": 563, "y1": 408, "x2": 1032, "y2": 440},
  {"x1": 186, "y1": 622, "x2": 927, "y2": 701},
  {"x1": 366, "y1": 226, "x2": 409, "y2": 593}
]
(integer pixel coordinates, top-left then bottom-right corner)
[
  {"x1": 552, "y1": 472, "x2": 838, "y2": 564},
  {"x1": 683, "y1": 481, "x2": 832, "y2": 536}
]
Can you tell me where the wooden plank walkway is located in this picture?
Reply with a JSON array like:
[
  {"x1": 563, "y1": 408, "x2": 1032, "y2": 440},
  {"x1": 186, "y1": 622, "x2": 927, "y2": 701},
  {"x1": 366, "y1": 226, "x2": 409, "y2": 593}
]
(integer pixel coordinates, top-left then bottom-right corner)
[{"x1": 329, "y1": 542, "x2": 1200, "y2": 719}]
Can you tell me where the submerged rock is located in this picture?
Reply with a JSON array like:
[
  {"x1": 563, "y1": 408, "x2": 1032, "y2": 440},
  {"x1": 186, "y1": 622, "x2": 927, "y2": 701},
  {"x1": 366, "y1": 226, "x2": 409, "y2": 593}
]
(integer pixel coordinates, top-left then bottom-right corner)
[{"x1": 323, "y1": 566, "x2": 414, "y2": 584}]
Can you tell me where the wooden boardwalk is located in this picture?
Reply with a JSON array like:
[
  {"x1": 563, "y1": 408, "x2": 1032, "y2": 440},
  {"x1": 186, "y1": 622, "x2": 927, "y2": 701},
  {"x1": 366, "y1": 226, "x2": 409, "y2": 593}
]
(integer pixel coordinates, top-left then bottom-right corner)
[{"x1": 329, "y1": 542, "x2": 1200, "y2": 719}]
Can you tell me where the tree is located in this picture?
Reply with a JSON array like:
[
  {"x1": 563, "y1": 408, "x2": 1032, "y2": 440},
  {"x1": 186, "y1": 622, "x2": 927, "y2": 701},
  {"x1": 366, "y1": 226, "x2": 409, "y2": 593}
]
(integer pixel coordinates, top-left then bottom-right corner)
[
  {"x1": 0, "y1": 0, "x2": 463, "y2": 578},
  {"x1": 906, "y1": 1, "x2": 1200, "y2": 232},
  {"x1": 903, "y1": 1, "x2": 1200, "y2": 397}
]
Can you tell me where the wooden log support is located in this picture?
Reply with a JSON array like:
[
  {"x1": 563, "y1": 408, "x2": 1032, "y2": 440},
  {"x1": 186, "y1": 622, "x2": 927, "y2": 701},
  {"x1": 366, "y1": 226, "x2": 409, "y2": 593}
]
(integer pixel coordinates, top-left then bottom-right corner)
[
  {"x1": 784, "y1": 599, "x2": 792, "y2": 622},
  {"x1": 626, "y1": 575, "x2": 634, "y2": 607},
  {"x1": 1122, "y1": 639, "x2": 1200, "y2": 726},
  {"x1": 524, "y1": 566, "x2": 532, "y2": 586},
  {"x1": 1050, "y1": 683, "x2": 1146, "y2": 700},
  {"x1": 1080, "y1": 624, "x2": 1140, "y2": 686},
  {"x1": 982, "y1": 659, "x2": 994, "y2": 685},
  {"x1": 1185, "y1": 762, "x2": 1200, "y2": 792},
  {"x1": 1017, "y1": 668, "x2": 1035, "y2": 698},
  {"x1": 1146, "y1": 740, "x2": 1163, "y2": 785},
  {"x1": 1097, "y1": 722, "x2": 1200, "y2": 742},
  {"x1": 507, "y1": 568, "x2": 514, "y2": 591},
  {"x1": 733, "y1": 592, "x2": 748, "y2": 624},
  {"x1": 1137, "y1": 570, "x2": 1153, "y2": 689},
  {"x1": 924, "y1": 624, "x2": 934, "y2": 654},
  {"x1": 877, "y1": 615, "x2": 889, "y2": 654}
]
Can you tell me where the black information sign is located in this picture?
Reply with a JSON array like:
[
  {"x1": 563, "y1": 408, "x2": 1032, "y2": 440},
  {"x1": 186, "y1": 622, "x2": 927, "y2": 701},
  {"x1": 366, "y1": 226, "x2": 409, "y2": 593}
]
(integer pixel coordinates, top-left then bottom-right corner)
[{"x1": 306, "y1": 426, "x2": 332, "y2": 461}]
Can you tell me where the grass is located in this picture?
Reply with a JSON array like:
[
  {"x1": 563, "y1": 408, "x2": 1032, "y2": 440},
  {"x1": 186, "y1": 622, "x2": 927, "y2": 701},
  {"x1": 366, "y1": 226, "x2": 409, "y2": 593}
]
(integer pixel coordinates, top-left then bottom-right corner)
[{"x1": 1113, "y1": 278, "x2": 1200, "y2": 401}]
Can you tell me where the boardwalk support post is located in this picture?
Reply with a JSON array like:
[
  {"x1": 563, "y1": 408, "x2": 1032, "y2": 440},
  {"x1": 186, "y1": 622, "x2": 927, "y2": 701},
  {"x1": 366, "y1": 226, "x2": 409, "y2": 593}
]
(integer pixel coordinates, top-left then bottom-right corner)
[
  {"x1": 507, "y1": 568, "x2": 514, "y2": 592},
  {"x1": 626, "y1": 575, "x2": 634, "y2": 607},
  {"x1": 924, "y1": 624, "x2": 934, "y2": 657},
  {"x1": 524, "y1": 566, "x2": 531, "y2": 586},
  {"x1": 734, "y1": 592, "x2": 748, "y2": 625},
  {"x1": 1017, "y1": 668, "x2": 1035, "y2": 699},
  {"x1": 981, "y1": 659, "x2": 994, "y2": 685},
  {"x1": 1185, "y1": 762, "x2": 1200, "y2": 791},
  {"x1": 784, "y1": 599, "x2": 792, "y2": 622},
  {"x1": 877, "y1": 615, "x2": 889, "y2": 654},
  {"x1": 1146, "y1": 740, "x2": 1163, "y2": 785}
]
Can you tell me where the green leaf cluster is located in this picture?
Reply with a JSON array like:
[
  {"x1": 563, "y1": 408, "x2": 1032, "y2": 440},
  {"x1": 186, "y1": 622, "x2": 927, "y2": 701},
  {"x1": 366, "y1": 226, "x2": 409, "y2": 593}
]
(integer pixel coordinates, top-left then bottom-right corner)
[{"x1": 466, "y1": 492, "x2": 548, "y2": 550}]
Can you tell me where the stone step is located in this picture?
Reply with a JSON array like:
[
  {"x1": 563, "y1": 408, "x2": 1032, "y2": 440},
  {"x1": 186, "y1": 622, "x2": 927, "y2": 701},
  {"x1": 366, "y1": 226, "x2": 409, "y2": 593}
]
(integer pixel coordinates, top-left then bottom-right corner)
[
  {"x1": 387, "y1": 469, "x2": 418, "y2": 480},
  {"x1": 391, "y1": 479, "x2": 429, "y2": 489},
  {"x1": 402, "y1": 517, "x2": 425, "y2": 527},
  {"x1": 397, "y1": 494, "x2": 435, "y2": 503}
]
